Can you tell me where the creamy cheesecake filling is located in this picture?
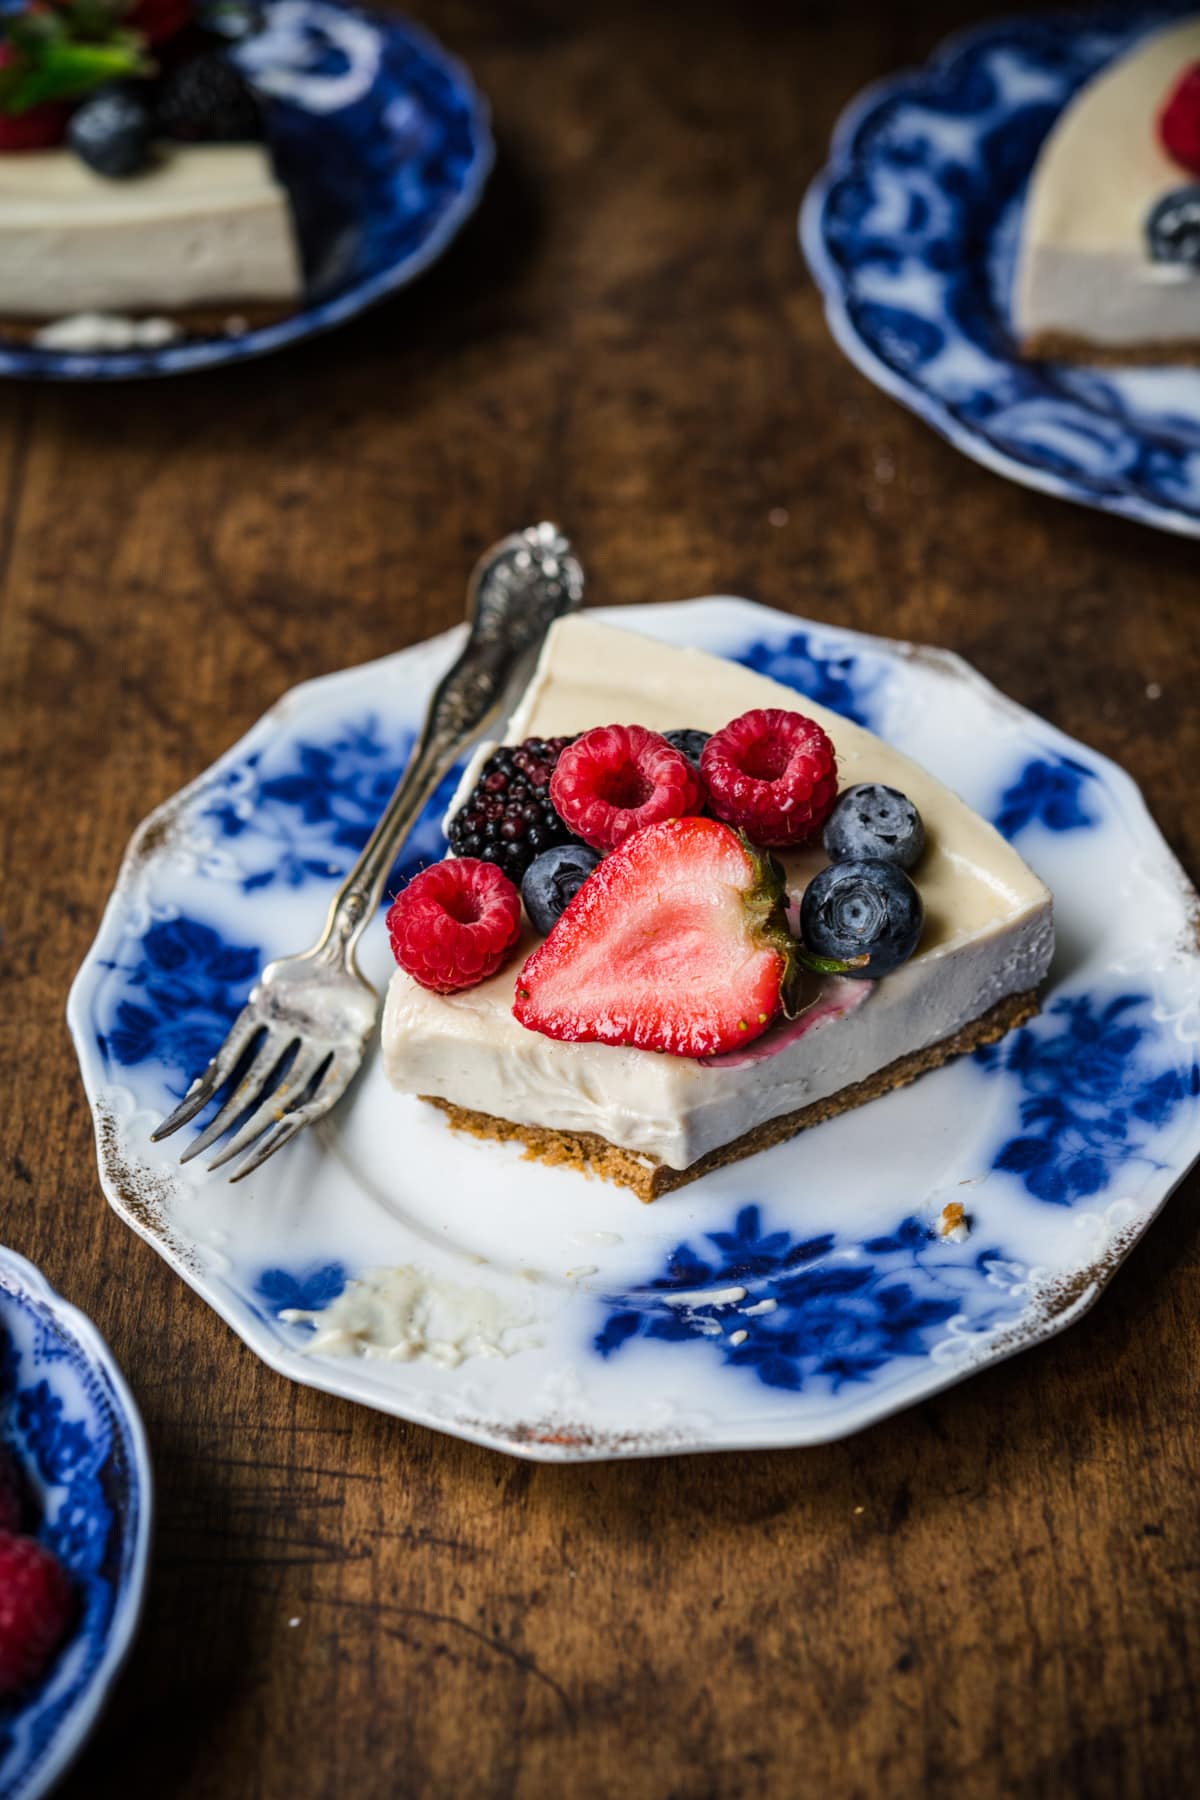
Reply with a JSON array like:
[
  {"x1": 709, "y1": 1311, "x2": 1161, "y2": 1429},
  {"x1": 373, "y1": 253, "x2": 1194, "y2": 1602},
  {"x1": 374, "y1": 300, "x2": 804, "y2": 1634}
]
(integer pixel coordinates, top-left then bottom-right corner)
[
  {"x1": 383, "y1": 617, "x2": 1054, "y2": 1170},
  {"x1": 0, "y1": 144, "x2": 303, "y2": 317},
  {"x1": 1015, "y1": 18, "x2": 1200, "y2": 351}
]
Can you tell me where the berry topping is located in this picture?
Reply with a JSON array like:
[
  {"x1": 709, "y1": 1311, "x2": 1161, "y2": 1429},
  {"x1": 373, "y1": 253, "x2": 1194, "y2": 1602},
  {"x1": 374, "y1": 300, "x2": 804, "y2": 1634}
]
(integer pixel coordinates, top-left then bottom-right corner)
[
  {"x1": 387, "y1": 859, "x2": 522, "y2": 995},
  {"x1": 447, "y1": 736, "x2": 582, "y2": 883},
  {"x1": 662, "y1": 728, "x2": 711, "y2": 769},
  {"x1": 156, "y1": 49, "x2": 261, "y2": 141},
  {"x1": 799, "y1": 858, "x2": 923, "y2": 980},
  {"x1": 700, "y1": 707, "x2": 838, "y2": 848},
  {"x1": 0, "y1": 1448, "x2": 22, "y2": 1534},
  {"x1": 1146, "y1": 185, "x2": 1200, "y2": 266},
  {"x1": 1159, "y1": 61, "x2": 1200, "y2": 177},
  {"x1": 67, "y1": 82, "x2": 154, "y2": 178},
  {"x1": 823, "y1": 783, "x2": 925, "y2": 869},
  {"x1": 521, "y1": 843, "x2": 602, "y2": 936},
  {"x1": 549, "y1": 724, "x2": 703, "y2": 853},
  {"x1": 0, "y1": 1532, "x2": 73, "y2": 1699},
  {"x1": 0, "y1": 9, "x2": 150, "y2": 135},
  {"x1": 513, "y1": 817, "x2": 803, "y2": 1057}
]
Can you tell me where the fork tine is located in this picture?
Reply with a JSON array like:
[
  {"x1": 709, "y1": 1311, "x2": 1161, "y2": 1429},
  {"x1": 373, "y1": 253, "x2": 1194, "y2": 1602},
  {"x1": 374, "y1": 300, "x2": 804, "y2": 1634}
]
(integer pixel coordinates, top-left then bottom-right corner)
[
  {"x1": 151, "y1": 1009, "x2": 264, "y2": 1142},
  {"x1": 205, "y1": 1049, "x2": 333, "y2": 1172},
  {"x1": 227, "y1": 1057, "x2": 357, "y2": 1182},
  {"x1": 226, "y1": 1111, "x2": 310, "y2": 1184},
  {"x1": 178, "y1": 1029, "x2": 296, "y2": 1164}
]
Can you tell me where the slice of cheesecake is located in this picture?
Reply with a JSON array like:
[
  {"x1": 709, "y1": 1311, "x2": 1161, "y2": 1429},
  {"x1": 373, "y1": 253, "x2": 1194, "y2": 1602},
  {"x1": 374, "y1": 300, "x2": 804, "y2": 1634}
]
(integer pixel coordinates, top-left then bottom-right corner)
[
  {"x1": 0, "y1": 143, "x2": 302, "y2": 321},
  {"x1": 1015, "y1": 17, "x2": 1200, "y2": 361},
  {"x1": 382, "y1": 617, "x2": 1054, "y2": 1201}
]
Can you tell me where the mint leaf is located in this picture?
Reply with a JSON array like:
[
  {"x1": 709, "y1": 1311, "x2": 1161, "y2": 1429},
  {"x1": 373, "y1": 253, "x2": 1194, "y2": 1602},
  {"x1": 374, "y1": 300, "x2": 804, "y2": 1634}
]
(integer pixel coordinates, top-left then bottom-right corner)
[{"x1": 0, "y1": 35, "x2": 148, "y2": 113}]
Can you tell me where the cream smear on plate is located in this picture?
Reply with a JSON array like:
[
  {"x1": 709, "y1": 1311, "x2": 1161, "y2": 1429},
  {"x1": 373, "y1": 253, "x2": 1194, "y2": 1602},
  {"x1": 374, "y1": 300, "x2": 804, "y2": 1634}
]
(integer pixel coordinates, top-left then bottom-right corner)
[{"x1": 280, "y1": 1265, "x2": 539, "y2": 1367}]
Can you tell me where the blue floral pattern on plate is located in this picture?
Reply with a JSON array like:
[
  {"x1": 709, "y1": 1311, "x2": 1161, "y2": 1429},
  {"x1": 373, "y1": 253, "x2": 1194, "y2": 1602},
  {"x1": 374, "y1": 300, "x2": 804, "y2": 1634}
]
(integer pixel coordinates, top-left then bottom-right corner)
[
  {"x1": 198, "y1": 713, "x2": 460, "y2": 895},
  {"x1": 0, "y1": 0, "x2": 492, "y2": 382},
  {"x1": 979, "y1": 993, "x2": 1199, "y2": 1204},
  {"x1": 993, "y1": 753, "x2": 1099, "y2": 838},
  {"x1": 734, "y1": 627, "x2": 884, "y2": 728},
  {"x1": 597, "y1": 1206, "x2": 994, "y2": 1391},
  {"x1": 99, "y1": 916, "x2": 262, "y2": 1090},
  {"x1": 0, "y1": 1250, "x2": 150, "y2": 1800},
  {"x1": 802, "y1": 3, "x2": 1200, "y2": 536},
  {"x1": 255, "y1": 1263, "x2": 348, "y2": 1316},
  {"x1": 67, "y1": 599, "x2": 1200, "y2": 1460}
]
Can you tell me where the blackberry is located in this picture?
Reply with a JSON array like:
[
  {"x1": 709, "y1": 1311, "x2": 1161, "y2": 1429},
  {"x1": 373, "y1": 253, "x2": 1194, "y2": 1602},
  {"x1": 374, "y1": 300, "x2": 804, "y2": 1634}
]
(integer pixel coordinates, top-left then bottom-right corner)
[
  {"x1": 156, "y1": 50, "x2": 262, "y2": 142},
  {"x1": 447, "y1": 736, "x2": 583, "y2": 882},
  {"x1": 663, "y1": 728, "x2": 711, "y2": 769}
]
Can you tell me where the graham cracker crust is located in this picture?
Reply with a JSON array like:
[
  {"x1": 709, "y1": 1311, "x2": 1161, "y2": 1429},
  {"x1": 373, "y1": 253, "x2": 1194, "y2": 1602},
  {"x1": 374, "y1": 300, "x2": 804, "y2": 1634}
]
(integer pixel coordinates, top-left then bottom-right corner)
[
  {"x1": 424, "y1": 985, "x2": 1042, "y2": 1203},
  {"x1": 1022, "y1": 329, "x2": 1200, "y2": 367}
]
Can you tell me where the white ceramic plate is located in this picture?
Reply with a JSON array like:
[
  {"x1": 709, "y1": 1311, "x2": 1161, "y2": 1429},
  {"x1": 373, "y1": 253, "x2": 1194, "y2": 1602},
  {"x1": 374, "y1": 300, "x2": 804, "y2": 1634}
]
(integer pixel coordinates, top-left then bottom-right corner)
[{"x1": 68, "y1": 601, "x2": 1200, "y2": 1460}]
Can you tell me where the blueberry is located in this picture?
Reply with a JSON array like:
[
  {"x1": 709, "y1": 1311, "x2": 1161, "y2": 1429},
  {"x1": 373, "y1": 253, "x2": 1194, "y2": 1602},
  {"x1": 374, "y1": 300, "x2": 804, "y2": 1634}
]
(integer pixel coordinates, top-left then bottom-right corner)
[
  {"x1": 1146, "y1": 186, "x2": 1200, "y2": 266},
  {"x1": 800, "y1": 858, "x2": 923, "y2": 979},
  {"x1": 67, "y1": 84, "x2": 154, "y2": 179},
  {"x1": 823, "y1": 783, "x2": 925, "y2": 869},
  {"x1": 664, "y1": 729, "x2": 710, "y2": 769},
  {"x1": 521, "y1": 843, "x2": 602, "y2": 934}
]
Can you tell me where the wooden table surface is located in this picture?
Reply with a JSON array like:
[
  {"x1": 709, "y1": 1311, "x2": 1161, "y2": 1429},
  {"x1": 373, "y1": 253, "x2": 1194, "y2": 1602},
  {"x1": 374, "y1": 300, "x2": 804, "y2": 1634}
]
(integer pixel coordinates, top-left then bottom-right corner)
[{"x1": 2, "y1": 2, "x2": 1198, "y2": 1795}]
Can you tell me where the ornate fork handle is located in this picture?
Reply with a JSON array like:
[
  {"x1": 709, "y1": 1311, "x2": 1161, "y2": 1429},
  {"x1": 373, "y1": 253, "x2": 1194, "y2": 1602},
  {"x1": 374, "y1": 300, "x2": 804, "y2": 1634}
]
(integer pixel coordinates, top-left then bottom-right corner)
[{"x1": 311, "y1": 523, "x2": 584, "y2": 970}]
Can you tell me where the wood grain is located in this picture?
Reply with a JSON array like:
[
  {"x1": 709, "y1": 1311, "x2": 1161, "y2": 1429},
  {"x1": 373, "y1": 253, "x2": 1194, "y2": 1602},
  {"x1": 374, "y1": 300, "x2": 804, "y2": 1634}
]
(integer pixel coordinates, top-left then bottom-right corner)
[{"x1": 1, "y1": 3, "x2": 1198, "y2": 1796}]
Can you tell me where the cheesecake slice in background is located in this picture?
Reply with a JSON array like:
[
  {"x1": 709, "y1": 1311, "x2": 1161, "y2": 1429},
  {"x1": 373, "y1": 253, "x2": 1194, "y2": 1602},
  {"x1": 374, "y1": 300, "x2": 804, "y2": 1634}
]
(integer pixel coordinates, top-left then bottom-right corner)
[
  {"x1": 0, "y1": 144, "x2": 302, "y2": 321},
  {"x1": 1015, "y1": 16, "x2": 1200, "y2": 361}
]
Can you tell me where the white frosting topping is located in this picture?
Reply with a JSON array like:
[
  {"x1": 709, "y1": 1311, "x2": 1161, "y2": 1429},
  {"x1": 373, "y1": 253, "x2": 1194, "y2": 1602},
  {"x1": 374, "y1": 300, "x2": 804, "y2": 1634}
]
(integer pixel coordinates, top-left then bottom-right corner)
[
  {"x1": 382, "y1": 617, "x2": 1054, "y2": 1170},
  {"x1": 1015, "y1": 18, "x2": 1200, "y2": 346}
]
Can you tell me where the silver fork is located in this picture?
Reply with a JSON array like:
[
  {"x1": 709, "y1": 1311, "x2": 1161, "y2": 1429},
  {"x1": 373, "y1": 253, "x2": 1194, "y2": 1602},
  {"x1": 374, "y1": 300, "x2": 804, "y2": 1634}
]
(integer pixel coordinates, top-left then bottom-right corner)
[{"x1": 152, "y1": 523, "x2": 584, "y2": 1182}]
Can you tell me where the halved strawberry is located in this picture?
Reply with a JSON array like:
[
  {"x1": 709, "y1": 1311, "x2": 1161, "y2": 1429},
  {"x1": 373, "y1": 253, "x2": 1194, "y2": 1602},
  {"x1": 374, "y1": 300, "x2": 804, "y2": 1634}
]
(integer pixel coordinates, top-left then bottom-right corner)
[
  {"x1": 512, "y1": 816, "x2": 803, "y2": 1058},
  {"x1": 1160, "y1": 61, "x2": 1200, "y2": 177}
]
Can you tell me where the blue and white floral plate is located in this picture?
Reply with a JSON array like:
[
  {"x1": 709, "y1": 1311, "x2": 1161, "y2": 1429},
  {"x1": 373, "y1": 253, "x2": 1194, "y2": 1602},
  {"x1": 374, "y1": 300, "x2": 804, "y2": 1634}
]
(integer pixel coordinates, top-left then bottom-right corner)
[
  {"x1": 0, "y1": 0, "x2": 491, "y2": 381},
  {"x1": 67, "y1": 600, "x2": 1200, "y2": 1460},
  {"x1": 0, "y1": 1248, "x2": 151, "y2": 1800},
  {"x1": 802, "y1": 3, "x2": 1200, "y2": 536}
]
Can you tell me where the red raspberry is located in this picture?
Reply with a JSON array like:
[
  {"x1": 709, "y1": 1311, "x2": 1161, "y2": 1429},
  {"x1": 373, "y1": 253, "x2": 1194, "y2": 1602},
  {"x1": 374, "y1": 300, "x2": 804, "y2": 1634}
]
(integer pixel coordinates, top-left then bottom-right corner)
[
  {"x1": 0, "y1": 1447, "x2": 22, "y2": 1533},
  {"x1": 0, "y1": 1533, "x2": 74, "y2": 1699},
  {"x1": 701, "y1": 708, "x2": 838, "y2": 848},
  {"x1": 549, "y1": 725, "x2": 703, "y2": 852},
  {"x1": 1159, "y1": 62, "x2": 1200, "y2": 176},
  {"x1": 387, "y1": 858, "x2": 522, "y2": 994}
]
